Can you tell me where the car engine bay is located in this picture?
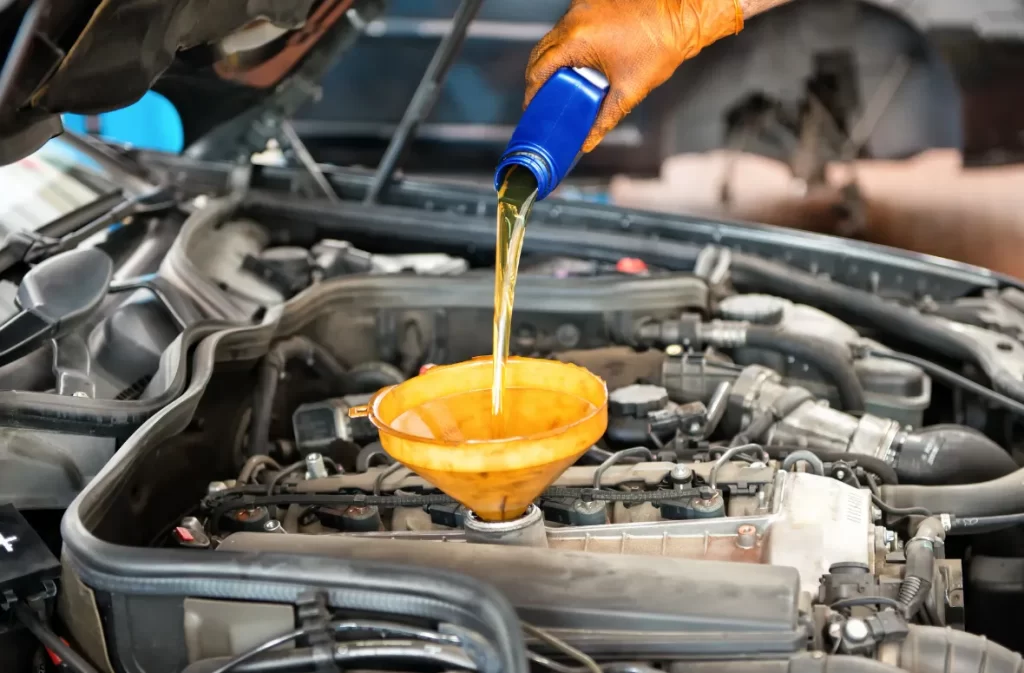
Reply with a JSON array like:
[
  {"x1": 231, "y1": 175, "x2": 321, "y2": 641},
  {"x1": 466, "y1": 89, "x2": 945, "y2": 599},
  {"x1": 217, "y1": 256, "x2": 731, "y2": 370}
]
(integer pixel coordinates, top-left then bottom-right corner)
[{"x1": 28, "y1": 179, "x2": 1024, "y2": 673}]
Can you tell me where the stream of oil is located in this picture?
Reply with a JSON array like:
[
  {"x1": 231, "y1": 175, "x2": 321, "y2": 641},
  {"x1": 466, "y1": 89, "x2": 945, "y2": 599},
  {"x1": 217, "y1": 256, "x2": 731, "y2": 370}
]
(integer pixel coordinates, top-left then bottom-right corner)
[{"x1": 491, "y1": 167, "x2": 540, "y2": 429}]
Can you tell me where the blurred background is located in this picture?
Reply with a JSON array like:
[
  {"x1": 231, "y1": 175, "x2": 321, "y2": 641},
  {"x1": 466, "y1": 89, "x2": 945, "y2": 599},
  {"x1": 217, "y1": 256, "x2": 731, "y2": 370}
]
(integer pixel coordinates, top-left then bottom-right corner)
[{"x1": 52, "y1": 0, "x2": 1024, "y2": 277}]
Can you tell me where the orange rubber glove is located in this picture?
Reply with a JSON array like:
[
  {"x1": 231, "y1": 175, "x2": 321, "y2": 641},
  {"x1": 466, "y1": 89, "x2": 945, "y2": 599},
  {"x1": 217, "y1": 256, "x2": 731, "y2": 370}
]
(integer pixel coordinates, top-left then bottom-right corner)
[{"x1": 525, "y1": 0, "x2": 744, "y2": 152}]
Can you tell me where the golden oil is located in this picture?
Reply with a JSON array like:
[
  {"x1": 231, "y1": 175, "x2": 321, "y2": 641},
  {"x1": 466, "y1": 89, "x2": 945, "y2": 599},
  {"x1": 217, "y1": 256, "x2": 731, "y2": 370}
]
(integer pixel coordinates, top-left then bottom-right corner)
[{"x1": 491, "y1": 167, "x2": 539, "y2": 426}]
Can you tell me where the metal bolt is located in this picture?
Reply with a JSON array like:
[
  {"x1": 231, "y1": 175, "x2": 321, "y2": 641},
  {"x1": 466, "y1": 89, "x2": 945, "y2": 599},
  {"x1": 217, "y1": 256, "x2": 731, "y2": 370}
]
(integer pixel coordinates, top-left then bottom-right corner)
[
  {"x1": 573, "y1": 500, "x2": 605, "y2": 516},
  {"x1": 736, "y1": 524, "x2": 757, "y2": 549},
  {"x1": 665, "y1": 344, "x2": 683, "y2": 357},
  {"x1": 843, "y1": 618, "x2": 870, "y2": 643},
  {"x1": 883, "y1": 529, "x2": 898, "y2": 551},
  {"x1": 756, "y1": 489, "x2": 769, "y2": 511},
  {"x1": 305, "y1": 452, "x2": 328, "y2": 480},
  {"x1": 670, "y1": 464, "x2": 692, "y2": 484},
  {"x1": 263, "y1": 520, "x2": 286, "y2": 534}
]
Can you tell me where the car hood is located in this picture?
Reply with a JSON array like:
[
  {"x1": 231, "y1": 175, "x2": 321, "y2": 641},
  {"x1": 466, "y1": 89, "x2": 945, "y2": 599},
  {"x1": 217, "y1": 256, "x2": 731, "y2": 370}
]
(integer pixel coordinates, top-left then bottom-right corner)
[{"x1": 0, "y1": 0, "x2": 380, "y2": 165}]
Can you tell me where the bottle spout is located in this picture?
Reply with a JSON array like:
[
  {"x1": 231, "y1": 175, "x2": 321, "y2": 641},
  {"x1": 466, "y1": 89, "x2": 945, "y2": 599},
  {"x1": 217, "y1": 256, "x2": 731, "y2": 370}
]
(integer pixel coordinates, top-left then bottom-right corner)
[{"x1": 495, "y1": 67, "x2": 608, "y2": 200}]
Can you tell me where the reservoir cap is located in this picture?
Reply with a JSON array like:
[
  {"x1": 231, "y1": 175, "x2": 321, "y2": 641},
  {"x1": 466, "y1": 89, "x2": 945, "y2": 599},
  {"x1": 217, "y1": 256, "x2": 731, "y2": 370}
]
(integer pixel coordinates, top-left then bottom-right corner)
[{"x1": 495, "y1": 67, "x2": 609, "y2": 200}]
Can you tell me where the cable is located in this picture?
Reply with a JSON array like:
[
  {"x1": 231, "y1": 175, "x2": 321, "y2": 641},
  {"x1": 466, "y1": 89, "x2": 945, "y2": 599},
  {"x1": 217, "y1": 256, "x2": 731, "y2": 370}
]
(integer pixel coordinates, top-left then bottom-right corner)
[
  {"x1": 322, "y1": 456, "x2": 340, "y2": 474},
  {"x1": 522, "y1": 622, "x2": 601, "y2": 673},
  {"x1": 529, "y1": 650, "x2": 585, "y2": 673},
  {"x1": 12, "y1": 603, "x2": 99, "y2": 673},
  {"x1": 265, "y1": 461, "x2": 306, "y2": 496},
  {"x1": 830, "y1": 596, "x2": 903, "y2": 612},
  {"x1": 864, "y1": 348, "x2": 1024, "y2": 418},
  {"x1": 873, "y1": 494, "x2": 932, "y2": 518},
  {"x1": 238, "y1": 455, "x2": 281, "y2": 484},
  {"x1": 206, "y1": 627, "x2": 308, "y2": 673}
]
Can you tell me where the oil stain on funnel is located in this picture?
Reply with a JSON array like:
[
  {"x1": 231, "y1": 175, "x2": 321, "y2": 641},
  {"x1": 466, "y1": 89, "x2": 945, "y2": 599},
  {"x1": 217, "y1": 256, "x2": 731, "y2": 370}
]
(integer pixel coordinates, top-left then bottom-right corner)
[{"x1": 351, "y1": 357, "x2": 608, "y2": 521}]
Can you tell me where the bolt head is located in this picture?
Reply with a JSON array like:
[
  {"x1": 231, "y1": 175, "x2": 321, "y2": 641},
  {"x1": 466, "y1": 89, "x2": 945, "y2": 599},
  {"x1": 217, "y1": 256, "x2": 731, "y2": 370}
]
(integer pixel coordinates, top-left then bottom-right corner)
[
  {"x1": 665, "y1": 344, "x2": 683, "y2": 357},
  {"x1": 843, "y1": 618, "x2": 870, "y2": 642},
  {"x1": 670, "y1": 464, "x2": 692, "y2": 482}
]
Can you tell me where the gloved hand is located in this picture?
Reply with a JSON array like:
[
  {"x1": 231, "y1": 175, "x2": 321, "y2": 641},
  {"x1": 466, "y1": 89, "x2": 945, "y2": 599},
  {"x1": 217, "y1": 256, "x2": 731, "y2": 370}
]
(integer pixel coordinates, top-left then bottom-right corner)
[{"x1": 525, "y1": 0, "x2": 744, "y2": 152}]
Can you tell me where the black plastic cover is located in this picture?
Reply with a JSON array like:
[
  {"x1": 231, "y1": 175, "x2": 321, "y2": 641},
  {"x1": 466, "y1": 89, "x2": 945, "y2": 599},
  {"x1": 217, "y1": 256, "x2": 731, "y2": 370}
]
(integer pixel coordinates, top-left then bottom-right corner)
[
  {"x1": 0, "y1": 429, "x2": 116, "y2": 509},
  {"x1": 0, "y1": 504, "x2": 59, "y2": 605}
]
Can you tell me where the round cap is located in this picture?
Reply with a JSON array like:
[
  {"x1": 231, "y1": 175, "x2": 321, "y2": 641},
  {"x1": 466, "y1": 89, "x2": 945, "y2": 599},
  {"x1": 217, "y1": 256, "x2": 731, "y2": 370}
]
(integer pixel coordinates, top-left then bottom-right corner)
[{"x1": 608, "y1": 384, "x2": 669, "y2": 418}]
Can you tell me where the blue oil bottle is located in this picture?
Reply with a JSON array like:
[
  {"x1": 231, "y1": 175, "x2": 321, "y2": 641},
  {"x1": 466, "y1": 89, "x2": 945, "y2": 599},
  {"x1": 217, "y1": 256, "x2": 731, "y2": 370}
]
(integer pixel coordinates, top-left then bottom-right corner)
[{"x1": 494, "y1": 67, "x2": 610, "y2": 200}]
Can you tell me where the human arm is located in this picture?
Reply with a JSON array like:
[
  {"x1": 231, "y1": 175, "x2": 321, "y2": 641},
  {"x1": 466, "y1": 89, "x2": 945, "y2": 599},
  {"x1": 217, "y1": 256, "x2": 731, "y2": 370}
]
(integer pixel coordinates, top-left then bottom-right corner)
[{"x1": 525, "y1": 0, "x2": 795, "y2": 152}]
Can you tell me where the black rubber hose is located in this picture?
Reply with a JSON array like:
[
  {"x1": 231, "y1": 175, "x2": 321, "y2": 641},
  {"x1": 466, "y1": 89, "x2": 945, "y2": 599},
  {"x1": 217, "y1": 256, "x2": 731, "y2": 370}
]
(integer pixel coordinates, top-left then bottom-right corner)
[
  {"x1": 744, "y1": 326, "x2": 865, "y2": 412},
  {"x1": 248, "y1": 336, "x2": 351, "y2": 456},
  {"x1": 864, "y1": 349, "x2": 1024, "y2": 419},
  {"x1": 882, "y1": 467, "x2": 1024, "y2": 517},
  {"x1": 900, "y1": 625, "x2": 1024, "y2": 673},
  {"x1": 949, "y1": 512, "x2": 1024, "y2": 535},
  {"x1": 732, "y1": 253, "x2": 1024, "y2": 405},
  {"x1": 347, "y1": 361, "x2": 406, "y2": 394},
  {"x1": 896, "y1": 425, "x2": 1018, "y2": 485},
  {"x1": 898, "y1": 517, "x2": 945, "y2": 619},
  {"x1": 731, "y1": 253, "x2": 976, "y2": 361},
  {"x1": 763, "y1": 445, "x2": 898, "y2": 485}
]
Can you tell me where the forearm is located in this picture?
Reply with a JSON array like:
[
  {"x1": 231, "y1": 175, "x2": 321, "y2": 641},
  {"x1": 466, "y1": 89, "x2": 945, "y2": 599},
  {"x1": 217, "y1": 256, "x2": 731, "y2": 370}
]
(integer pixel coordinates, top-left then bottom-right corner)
[{"x1": 740, "y1": 0, "x2": 793, "y2": 19}]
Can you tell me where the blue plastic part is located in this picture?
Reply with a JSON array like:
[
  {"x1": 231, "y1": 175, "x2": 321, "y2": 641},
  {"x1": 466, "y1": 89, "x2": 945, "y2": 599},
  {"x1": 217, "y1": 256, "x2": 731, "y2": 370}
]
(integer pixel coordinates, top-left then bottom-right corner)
[
  {"x1": 62, "y1": 91, "x2": 184, "y2": 154},
  {"x1": 494, "y1": 67, "x2": 609, "y2": 200}
]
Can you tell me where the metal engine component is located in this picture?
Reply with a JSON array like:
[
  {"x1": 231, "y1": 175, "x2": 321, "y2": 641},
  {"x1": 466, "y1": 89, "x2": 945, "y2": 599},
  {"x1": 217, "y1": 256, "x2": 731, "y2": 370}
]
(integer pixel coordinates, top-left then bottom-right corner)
[
  {"x1": 281, "y1": 464, "x2": 881, "y2": 599},
  {"x1": 731, "y1": 365, "x2": 904, "y2": 463},
  {"x1": 463, "y1": 504, "x2": 548, "y2": 547},
  {"x1": 717, "y1": 295, "x2": 932, "y2": 425},
  {"x1": 642, "y1": 295, "x2": 931, "y2": 425}
]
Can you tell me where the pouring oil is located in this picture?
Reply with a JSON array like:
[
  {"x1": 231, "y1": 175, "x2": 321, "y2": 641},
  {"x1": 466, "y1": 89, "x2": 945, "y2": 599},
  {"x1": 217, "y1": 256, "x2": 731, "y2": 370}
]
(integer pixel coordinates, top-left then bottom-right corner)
[{"x1": 491, "y1": 167, "x2": 539, "y2": 426}]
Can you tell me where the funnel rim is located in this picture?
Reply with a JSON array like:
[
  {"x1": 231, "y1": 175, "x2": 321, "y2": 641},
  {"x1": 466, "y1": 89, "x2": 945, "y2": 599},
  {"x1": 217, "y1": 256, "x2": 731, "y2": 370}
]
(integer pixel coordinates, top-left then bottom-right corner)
[{"x1": 365, "y1": 357, "x2": 608, "y2": 449}]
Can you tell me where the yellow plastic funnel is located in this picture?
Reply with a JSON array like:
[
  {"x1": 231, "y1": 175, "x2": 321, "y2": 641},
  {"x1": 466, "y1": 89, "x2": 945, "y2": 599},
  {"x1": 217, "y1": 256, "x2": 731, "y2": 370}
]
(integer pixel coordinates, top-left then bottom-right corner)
[{"x1": 350, "y1": 357, "x2": 608, "y2": 521}]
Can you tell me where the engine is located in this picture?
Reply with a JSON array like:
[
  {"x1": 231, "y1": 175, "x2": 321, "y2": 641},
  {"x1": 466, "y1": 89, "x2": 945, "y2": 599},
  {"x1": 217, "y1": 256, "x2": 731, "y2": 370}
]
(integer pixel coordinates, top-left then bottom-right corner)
[{"x1": 158, "y1": 233, "x2": 1024, "y2": 652}]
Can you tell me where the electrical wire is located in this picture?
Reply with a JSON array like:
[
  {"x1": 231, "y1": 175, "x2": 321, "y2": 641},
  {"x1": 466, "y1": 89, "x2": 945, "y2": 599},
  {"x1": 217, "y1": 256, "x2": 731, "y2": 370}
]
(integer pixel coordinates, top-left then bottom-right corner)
[
  {"x1": 829, "y1": 596, "x2": 902, "y2": 612},
  {"x1": 864, "y1": 348, "x2": 1024, "y2": 418},
  {"x1": 865, "y1": 474, "x2": 933, "y2": 518},
  {"x1": 872, "y1": 494, "x2": 932, "y2": 518},
  {"x1": 265, "y1": 461, "x2": 306, "y2": 496},
  {"x1": 12, "y1": 603, "x2": 99, "y2": 673},
  {"x1": 206, "y1": 627, "x2": 309, "y2": 673},
  {"x1": 529, "y1": 650, "x2": 586, "y2": 673},
  {"x1": 522, "y1": 622, "x2": 601, "y2": 673}
]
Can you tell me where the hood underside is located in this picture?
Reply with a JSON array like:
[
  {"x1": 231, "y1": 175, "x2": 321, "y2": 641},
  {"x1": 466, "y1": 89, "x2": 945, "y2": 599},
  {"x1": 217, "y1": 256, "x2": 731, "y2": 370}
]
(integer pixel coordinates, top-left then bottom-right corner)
[{"x1": 0, "y1": 0, "x2": 376, "y2": 164}]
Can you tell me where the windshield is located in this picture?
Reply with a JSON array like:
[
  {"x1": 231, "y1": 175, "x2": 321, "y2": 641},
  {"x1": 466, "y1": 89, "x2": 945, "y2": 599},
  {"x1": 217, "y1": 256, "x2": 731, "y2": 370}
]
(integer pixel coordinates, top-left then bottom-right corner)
[{"x1": 0, "y1": 136, "x2": 122, "y2": 236}]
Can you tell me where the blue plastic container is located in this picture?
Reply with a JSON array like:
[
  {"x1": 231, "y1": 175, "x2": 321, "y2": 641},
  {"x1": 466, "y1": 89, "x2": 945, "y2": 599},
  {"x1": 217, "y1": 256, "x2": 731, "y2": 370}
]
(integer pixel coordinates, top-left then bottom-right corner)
[{"x1": 494, "y1": 67, "x2": 609, "y2": 200}]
